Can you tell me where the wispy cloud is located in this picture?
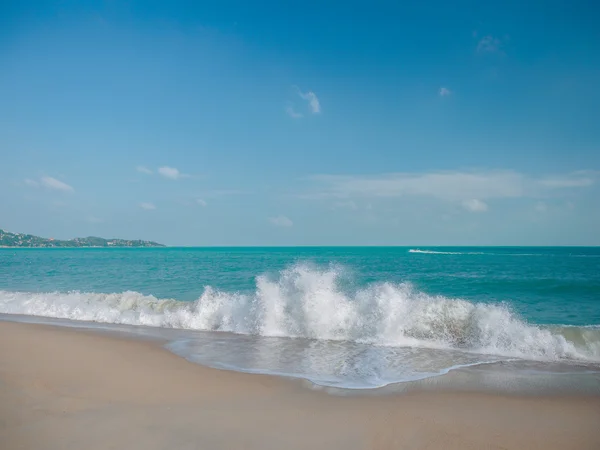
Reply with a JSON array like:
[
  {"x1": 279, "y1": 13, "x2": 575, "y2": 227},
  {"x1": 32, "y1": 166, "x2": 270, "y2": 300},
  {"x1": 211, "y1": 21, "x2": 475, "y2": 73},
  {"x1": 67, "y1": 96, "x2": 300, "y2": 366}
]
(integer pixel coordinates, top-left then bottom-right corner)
[
  {"x1": 285, "y1": 104, "x2": 303, "y2": 119},
  {"x1": 31, "y1": 176, "x2": 74, "y2": 192},
  {"x1": 538, "y1": 172, "x2": 596, "y2": 188},
  {"x1": 196, "y1": 198, "x2": 208, "y2": 207},
  {"x1": 137, "y1": 165, "x2": 189, "y2": 179},
  {"x1": 140, "y1": 202, "x2": 156, "y2": 210},
  {"x1": 158, "y1": 166, "x2": 188, "y2": 180},
  {"x1": 439, "y1": 87, "x2": 452, "y2": 97},
  {"x1": 269, "y1": 215, "x2": 293, "y2": 227},
  {"x1": 462, "y1": 199, "x2": 488, "y2": 212},
  {"x1": 477, "y1": 35, "x2": 502, "y2": 53},
  {"x1": 307, "y1": 170, "x2": 525, "y2": 201},
  {"x1": 534, "y1": 202, "x2": 548, "y2": 213},
  {"x1": 304, "y1": 170, "x2": 599, "y2": 206},
  {"x1": 299, "y1": 91, "x2": 321, "y2": 114},
  {"x1": 294, "y1": 86, "x2": 321, "y2": 114},
  {"x1": 86, "y1": 216, "x2": 104, "y2": 223},
  {"x1": 136, "y1": 166, "x2": 153, "y2": 175}
]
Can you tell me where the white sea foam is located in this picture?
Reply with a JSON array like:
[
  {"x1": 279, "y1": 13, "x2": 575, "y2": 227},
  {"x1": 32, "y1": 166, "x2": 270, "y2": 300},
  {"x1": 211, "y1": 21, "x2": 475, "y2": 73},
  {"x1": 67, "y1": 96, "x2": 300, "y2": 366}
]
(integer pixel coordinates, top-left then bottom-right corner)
[{"x1": 1, "y1": 264, "x2": 599, "y2": 362}]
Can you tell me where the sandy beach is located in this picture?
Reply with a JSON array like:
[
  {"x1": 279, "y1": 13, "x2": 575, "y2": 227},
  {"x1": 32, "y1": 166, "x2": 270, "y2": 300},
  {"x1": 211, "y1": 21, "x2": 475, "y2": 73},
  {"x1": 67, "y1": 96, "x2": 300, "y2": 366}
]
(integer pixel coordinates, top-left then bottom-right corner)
[{"x1": 1, "y1": 321, "x2": 599, "y2": 450}]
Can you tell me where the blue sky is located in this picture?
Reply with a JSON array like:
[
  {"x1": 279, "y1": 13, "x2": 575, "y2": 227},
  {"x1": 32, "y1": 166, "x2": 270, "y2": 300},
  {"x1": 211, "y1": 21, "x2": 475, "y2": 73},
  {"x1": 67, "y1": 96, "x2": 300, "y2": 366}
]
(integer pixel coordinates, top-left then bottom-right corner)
[{"x1": 1, "y1": 1, "x2": 599, "y2": 245}]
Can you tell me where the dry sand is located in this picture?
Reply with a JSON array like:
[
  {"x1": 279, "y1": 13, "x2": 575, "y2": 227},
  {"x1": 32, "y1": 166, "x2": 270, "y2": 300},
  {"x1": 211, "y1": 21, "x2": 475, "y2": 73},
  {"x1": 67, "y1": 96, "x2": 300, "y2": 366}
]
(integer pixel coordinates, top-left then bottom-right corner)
[{"x1": 1, "y1": 321, "x2": 599, "y2": 450}]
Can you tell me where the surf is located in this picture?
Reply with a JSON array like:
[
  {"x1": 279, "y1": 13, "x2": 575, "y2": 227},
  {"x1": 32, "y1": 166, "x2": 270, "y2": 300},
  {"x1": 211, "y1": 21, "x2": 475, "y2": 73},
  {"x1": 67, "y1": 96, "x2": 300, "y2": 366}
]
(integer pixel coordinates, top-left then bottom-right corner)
[{"x1": 1, "y1": 263, "x2": 598, "y2": 363}]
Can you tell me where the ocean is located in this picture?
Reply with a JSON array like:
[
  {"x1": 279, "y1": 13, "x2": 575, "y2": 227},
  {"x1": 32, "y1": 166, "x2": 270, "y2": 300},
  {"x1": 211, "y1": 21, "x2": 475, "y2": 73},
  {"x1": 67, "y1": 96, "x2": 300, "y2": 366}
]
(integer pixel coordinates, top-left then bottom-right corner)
[{"x1": 1, "y1": 247, "x2": 599, "y2": 390}]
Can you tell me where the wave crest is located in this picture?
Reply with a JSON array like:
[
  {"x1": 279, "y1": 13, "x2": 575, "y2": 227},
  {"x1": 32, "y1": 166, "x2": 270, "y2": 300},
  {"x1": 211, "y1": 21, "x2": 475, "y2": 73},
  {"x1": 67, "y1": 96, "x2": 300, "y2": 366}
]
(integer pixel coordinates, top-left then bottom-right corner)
[{"x1": 1, "y1": 264, "x2": 598, "y2": 362}]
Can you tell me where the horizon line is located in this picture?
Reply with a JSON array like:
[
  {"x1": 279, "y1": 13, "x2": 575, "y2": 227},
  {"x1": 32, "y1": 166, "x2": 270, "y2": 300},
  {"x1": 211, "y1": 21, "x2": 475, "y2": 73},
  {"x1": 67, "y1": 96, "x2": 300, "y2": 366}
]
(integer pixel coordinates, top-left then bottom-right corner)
[{"x1": 3, "y1": 244, "x2": 599, "y2": 249}]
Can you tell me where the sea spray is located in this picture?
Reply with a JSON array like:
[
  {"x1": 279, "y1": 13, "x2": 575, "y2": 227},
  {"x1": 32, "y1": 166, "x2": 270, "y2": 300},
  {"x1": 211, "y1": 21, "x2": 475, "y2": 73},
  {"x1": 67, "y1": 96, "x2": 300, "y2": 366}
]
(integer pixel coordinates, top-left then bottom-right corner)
[{"x1": 1, "y1": 263, "x2": 599, "y2": 362}]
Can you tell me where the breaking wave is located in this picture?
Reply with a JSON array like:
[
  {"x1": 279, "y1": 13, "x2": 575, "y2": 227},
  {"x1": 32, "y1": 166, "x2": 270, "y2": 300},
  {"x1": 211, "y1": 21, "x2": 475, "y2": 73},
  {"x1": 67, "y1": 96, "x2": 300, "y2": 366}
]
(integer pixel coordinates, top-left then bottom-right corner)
[{"x1": 1, "y1": 264, "x2": 598, "y2": 362}]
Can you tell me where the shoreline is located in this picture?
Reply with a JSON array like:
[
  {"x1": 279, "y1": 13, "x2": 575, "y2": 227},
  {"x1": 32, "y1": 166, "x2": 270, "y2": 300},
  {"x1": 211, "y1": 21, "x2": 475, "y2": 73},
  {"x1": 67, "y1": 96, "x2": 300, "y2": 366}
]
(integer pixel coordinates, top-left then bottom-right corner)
[
  {"x1": 1, "y1": 321, "x2": 600, "y2": 449},
  {"x1": 3, "y1": 313, "x2": 600, "y2": 396}
]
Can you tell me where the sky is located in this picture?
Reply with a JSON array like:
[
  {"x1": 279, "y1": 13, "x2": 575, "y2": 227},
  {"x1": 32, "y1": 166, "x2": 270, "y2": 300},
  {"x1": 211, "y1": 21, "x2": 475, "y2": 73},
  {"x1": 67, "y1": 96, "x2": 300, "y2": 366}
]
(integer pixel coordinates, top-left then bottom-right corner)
[{"x1": 1, "y1": 0, "x2": 599, "y2": 246}]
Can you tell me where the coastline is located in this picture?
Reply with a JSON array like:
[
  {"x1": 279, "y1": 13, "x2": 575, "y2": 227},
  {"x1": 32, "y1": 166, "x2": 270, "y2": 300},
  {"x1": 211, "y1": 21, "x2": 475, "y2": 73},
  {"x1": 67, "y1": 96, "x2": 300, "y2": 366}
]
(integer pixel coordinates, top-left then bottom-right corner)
[
  {"x1": 0, "y1": 246, "x2": 165, "y2": 249},
  {"x1": 1, "y1": 321, "x2": 599, "y2": 449}
]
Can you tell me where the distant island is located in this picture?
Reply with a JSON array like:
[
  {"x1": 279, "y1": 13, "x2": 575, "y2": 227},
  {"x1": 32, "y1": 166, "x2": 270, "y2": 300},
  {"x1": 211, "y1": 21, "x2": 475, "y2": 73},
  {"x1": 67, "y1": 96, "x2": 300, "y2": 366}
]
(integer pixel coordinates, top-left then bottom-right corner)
[{"x1": 0, "y1": 229, "x2": 165, "y2": 248}]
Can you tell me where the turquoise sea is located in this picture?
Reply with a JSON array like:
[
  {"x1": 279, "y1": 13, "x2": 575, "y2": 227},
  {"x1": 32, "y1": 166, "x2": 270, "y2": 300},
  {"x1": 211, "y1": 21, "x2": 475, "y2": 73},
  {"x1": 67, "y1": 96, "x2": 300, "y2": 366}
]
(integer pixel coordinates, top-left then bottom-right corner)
[{"x1": 1, "y1": 247, "x2": 599, "y2": 389}]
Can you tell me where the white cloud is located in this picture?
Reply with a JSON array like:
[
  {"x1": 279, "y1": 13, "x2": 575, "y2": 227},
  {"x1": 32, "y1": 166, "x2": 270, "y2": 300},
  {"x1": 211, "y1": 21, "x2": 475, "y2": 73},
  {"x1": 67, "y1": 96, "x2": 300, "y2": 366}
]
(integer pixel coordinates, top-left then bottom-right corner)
[
  {"x1": 196, "y1": 198, "x2": 208, "y2": 207},
  {"x1": 296, "y1": 87, "x2": 321, "y2": 114},
  {"x1": 140, "y1": 202, "x2": 156, "y2": 210},
  {"x1": 462, "y1": 199, "x2": 488, "y2": 212},
  {"x1": 137, "y1": 165, "x2": 190, "y2": 179},
  {"x1": 534, "y1": 202, "x2": 548, "y2": 213},
  {"x1": 136, "y1": 166, "x2": 153, "y2": 175},
  {"x1": 307, "y1": 170, "x2": 598, "y2": 201},
  {"x1": 269, "y1": 215, "x2": 293, "y2": 227},
  {"x1": 86, "y1": 216, "x2": 104, "y2": 223},
  {"x1": 309, "y1": 170, "x2": 525, "y2": 201},
  {"x1": 285, "y1": 105, "x2": 303, "y2": 119},
  {"x1": 439, "y1": 87, "x2": 452, "y2": 97},
  {"x1": 158, "y1": 166, "x2": 187, "y2": 180},
  {"x1": 538, "y1": 172, "x2": 596, "y2": 188},
  {"x1": 40, "y1": 176, "x2": 74, "y2": 192},
  {"x1": 477, "y1": 35, "x2": 501, "y2": 53}
]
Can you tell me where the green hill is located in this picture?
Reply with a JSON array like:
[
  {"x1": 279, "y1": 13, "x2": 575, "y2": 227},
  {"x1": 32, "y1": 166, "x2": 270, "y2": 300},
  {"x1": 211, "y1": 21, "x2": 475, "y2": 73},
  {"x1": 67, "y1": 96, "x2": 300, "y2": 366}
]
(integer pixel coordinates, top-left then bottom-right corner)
[{"x1": 0, "y1": 229, "x2": 164, "y2": 248}]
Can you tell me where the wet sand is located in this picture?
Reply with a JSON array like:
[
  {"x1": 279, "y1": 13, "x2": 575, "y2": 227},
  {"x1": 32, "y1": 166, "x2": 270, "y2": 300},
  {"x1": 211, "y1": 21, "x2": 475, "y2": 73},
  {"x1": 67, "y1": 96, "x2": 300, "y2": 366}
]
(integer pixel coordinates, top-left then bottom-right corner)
[{"x1": 1, "y1": 321, "x2": 599, "y2": 450}]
